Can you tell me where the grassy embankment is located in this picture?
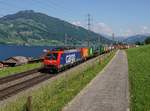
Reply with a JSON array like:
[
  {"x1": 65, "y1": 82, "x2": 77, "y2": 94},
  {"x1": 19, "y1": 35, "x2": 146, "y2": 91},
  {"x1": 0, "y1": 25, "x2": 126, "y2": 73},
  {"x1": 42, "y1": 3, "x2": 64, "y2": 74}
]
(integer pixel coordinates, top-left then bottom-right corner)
[
  {"x1": 0, "y1": 63, "x2": 42, "y2": 78},
  {"x1": 0, "y1": 52, "x2": 115, "y2": 111},
  {"x1": 127, "y1": 45, "x2": 150, "y2": 111}
]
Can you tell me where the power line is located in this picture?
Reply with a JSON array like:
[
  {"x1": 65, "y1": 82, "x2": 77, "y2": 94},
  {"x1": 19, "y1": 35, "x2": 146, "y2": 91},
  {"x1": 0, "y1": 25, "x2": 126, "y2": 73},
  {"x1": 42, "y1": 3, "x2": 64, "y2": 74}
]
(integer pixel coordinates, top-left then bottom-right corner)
[
  {"x1": 87, "y1": 13, "x2": 92, "y2": 47},
  {"x1": 47, "y1": 0, "x2": 75, "y2": 15},
  {"x1": 0, "y1": 0, "x2": 24, "y2": 10},
  {"x1": 90, "y1": 16, "x2": 94, "y2": 31},
  {"x1": 0, "y1": 1, "x2": 14, "y2": 17},
  {"x1": 31, "y1": 0, "x2": 60, "y2": 14},
  {"x1": 0, "y1": 0, "x2": 27, "y2": 17},
  {"x1": 64, "y1": 33, "x2": 68, "y2": 46},
  {"x1": 0, "y1": 0, "x2": 75, "y2": 19},
  {"x1": 34, "y1": 0, "x2": 74, "y2": 18},
  {"x1": 112, "y1": 33, "x2": 115, "y2": 41},
  {"x1": 87, "y1": 14, "x2": 91, "y2": 31}
]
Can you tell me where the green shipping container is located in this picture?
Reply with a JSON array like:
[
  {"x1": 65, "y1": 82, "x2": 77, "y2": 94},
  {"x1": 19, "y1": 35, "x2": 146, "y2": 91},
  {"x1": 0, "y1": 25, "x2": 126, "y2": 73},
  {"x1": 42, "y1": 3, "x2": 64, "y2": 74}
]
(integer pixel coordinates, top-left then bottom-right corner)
[
  {"x1": 89, "y1": 47, "x2": 93, "y2": 56},
  {"x1": 99, "y1": 46, "x2": 104, "y2": 54}
]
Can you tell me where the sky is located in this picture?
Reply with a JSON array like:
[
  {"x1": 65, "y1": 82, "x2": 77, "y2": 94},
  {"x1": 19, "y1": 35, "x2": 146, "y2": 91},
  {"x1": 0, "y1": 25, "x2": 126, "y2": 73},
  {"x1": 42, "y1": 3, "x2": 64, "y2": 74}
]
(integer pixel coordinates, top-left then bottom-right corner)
[{"x1": 0, "y1": 0, "x2": 150, "y2": 37}]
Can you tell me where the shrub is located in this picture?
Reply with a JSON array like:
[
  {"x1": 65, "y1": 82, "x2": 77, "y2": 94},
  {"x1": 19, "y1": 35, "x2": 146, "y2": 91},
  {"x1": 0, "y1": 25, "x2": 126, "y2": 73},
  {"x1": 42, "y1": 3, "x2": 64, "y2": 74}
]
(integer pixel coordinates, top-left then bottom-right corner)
[{"x1": 145, "y1": 37, "x2": 150, "y2": 44}]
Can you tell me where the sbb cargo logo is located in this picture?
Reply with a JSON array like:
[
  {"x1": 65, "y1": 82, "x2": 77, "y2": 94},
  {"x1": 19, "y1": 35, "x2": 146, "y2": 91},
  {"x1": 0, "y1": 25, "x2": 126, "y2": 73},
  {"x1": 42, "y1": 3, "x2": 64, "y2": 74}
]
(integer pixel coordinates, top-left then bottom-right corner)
[{"x1": 66, "y1": 54, "x2": 75, "y2": 64}]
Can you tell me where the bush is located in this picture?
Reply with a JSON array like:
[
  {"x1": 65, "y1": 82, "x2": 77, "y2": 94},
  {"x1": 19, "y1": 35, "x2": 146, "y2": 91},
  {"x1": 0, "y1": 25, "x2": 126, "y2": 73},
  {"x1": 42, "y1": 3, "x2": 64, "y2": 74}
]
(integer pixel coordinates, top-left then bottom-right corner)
[
  {"x1": 145, "y1": 37, "x2": 150, "y2": 44},
  {"x1": 135, "y1": 41, "x2": 144, "y2": 45}
]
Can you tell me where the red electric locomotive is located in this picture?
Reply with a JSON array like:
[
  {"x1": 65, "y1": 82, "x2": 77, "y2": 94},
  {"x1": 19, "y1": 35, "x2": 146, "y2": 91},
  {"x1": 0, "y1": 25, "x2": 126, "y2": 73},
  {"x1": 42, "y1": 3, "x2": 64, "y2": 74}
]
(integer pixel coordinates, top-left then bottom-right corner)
[{"x1": 43, "y1": 49, "x2": 82, "y2": 73}]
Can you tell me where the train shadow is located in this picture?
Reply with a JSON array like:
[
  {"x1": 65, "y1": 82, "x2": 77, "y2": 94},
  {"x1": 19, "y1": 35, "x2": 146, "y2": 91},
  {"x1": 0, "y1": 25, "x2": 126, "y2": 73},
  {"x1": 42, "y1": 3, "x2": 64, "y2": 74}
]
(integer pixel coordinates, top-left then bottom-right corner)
[{"x1": 39, "y1": 68, "x2": 58, "y2": 74}]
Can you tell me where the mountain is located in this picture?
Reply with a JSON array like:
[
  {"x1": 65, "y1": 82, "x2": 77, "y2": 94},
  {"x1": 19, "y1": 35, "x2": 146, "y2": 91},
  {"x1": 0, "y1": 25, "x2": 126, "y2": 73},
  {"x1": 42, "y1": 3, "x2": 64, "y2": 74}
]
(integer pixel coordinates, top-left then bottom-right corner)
[
  {"x1": 0, "y1": 10, "x2": 111, "y2": 46},
  {"x1": 114, "y1": 36, "x2": 127, "y2": 42},
  {"x1": 102, "y1": 33, "x2": 150, "y2": 44},
  {"x1": 102, "y1": 34, "x2": 126, "y2": 42},
  {"x1": 123, "y1": 34, "x2": 150, "y2": 44}
]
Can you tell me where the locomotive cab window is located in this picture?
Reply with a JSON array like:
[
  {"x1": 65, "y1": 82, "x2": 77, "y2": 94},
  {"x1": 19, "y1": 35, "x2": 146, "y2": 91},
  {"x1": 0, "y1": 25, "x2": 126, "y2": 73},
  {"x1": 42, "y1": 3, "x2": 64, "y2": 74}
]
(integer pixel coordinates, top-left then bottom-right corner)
[{"x1": 46, "y1": 53, "x2": 58, "y2": 60}]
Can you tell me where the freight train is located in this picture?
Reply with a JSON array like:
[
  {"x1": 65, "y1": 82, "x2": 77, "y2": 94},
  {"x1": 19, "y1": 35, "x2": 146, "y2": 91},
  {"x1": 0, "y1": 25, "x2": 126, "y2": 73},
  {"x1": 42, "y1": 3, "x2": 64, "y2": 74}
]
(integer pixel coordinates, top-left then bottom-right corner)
[{"x1": 43, "y1": 46, "x2": 113, "y2": 73}]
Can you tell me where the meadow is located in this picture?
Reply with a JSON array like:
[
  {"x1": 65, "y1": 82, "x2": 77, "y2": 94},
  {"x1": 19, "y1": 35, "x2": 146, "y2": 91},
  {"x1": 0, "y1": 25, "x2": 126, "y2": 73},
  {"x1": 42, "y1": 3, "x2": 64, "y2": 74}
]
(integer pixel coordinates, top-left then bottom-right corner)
[
  {"x1": 0, "y1": 63, "x2": 41, "y2": 78},
  {"x1": 127, "y1": 45, "x2": 150, "y2": 111}
]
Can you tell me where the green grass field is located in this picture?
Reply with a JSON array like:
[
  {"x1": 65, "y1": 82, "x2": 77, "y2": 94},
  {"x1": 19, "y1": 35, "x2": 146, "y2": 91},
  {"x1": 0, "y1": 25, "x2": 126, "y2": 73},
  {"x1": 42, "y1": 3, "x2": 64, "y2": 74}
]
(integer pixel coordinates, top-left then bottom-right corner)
[
  {"x1": 127, "y1": 45, "x2": 150, "y2": 111},
  {"x1": 0, "y1": 52, "x2": 114, "y2": 111},
  {"x1": 0, "y1": 63, "x2": 42, "y2": 78}
]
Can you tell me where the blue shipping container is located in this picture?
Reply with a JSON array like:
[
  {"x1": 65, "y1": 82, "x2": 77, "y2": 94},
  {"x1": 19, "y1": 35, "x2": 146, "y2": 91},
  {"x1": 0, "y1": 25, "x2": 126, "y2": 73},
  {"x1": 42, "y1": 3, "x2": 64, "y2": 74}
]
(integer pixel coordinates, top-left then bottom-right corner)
[{"x1": 60, "y1": 49, "x2": 82, "y2": 65}]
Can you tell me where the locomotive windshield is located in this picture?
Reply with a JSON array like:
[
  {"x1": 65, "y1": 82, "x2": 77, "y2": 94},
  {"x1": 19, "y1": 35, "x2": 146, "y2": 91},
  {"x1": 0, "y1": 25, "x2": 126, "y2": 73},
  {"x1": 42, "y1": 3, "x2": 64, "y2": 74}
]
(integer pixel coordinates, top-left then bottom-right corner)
[{"x1": 46, "y1": 53, "x2": 58, "y2": 60}]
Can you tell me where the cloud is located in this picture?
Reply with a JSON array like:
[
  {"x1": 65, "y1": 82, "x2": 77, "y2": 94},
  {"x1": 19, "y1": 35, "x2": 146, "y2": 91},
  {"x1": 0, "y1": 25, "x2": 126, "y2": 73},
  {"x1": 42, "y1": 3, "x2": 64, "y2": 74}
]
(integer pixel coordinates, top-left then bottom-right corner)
[
  {"x1": 71, "y1": 21, "x2": 150, "y2": 37},
  {"x1": 92, "y1": 22, "x2": 113, "y2": 35},
  {"x1": 141, "y1": 26, "x2": 150, "y2": 34},
  {"x1": 123, "y1": 29, "x2": 135, "y2": 36},
  {"x1": 120, "y1": 26, "x2": 150, "y2": 37},
  {"x1": 71, "y1": 21, "x2": 113, "y2": 35},
  {"x1": 71, "y1": 21, "x2": 83, "y2": 27}
]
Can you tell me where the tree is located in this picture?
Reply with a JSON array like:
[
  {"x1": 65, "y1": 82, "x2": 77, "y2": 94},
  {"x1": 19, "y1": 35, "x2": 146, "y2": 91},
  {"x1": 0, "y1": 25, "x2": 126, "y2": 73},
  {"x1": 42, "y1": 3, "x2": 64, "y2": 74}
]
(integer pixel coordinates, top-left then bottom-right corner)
[
  {"x1": 145, "y1": 37, "x2": 150, "y2": 44},
  {"x1": 135, "y1": 41, "x2": 143, "y2": 45}
]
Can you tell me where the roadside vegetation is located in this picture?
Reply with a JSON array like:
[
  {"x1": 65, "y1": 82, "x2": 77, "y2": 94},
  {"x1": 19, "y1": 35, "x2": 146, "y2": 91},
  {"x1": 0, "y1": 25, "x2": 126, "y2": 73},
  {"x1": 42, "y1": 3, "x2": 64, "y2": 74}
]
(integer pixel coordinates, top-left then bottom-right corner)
[
  {"x1": 0, "y1": 52, "x2": 114, "y2": 111},
  {"x1": 127, "y1": 45, "x2": 150, "y2": 111},
  {"x1": 0, "y1": 63, "x2": 41, "y2": 78}
]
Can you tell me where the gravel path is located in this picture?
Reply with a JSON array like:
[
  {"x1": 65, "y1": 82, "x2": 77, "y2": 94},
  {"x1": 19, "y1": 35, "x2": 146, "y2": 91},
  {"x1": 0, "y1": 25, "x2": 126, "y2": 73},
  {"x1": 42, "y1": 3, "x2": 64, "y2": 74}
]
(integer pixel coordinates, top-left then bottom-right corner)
[{"x1": 63, "y1": 50, "x2": 129, "y2": 111}]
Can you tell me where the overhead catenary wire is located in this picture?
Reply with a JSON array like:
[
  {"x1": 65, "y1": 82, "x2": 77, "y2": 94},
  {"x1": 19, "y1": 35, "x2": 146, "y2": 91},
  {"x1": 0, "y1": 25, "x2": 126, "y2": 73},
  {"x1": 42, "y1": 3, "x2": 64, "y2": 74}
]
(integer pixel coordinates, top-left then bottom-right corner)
[
  {"x1": 0, "y1": 0, "x2": 75, "y2": 19},
  {"x1": 0, "y1": 0, "x2": 56, "y2": 16},
  {"x1": 0, "y1": 0, "x2": 27, "y2": 17},
  {"x1": 0, "y1": 0, "x2": 25, "y2": 10},
  {"x1": 46, "y1": 0, "x2": 75, "y2": 16},
  {"x1": 34, "y1": 0, "x2": 75, "y2": 19}
]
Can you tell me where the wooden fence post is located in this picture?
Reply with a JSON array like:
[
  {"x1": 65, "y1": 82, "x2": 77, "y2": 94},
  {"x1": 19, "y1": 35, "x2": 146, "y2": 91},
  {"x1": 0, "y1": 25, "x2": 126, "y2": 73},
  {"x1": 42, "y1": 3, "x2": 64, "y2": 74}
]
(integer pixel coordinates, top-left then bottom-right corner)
[
  {"x1": 99, "y1": 57, "x2": 103, "y2": 64},
  {"x1": 65, "y1": 72, "x2": 68, "y2": 89},
  {"x1": 26, "y1": 96, "x2": 32, "y2": 111}
]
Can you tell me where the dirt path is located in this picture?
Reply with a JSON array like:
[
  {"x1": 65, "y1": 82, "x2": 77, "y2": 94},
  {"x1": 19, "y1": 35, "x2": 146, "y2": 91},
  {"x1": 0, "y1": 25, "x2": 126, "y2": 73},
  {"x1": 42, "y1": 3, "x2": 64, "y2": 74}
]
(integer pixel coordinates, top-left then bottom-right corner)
[{"x1": 63, "y1": 50, "x2": 129, "y2": 111}]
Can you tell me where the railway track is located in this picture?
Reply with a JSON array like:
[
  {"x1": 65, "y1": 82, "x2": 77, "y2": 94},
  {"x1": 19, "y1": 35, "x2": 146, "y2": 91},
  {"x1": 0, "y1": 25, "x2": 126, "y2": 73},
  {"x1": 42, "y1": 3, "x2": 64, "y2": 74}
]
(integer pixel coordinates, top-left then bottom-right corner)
[
  {"x1": 0, "y1": 68, "x2": 55, "y2": 101},
  {"x1": 0, "y1": 68, "x2": 41, "y2": 84},
  {"x1": 0, "y1": 74, "x2": 53, "y2": 101}
]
